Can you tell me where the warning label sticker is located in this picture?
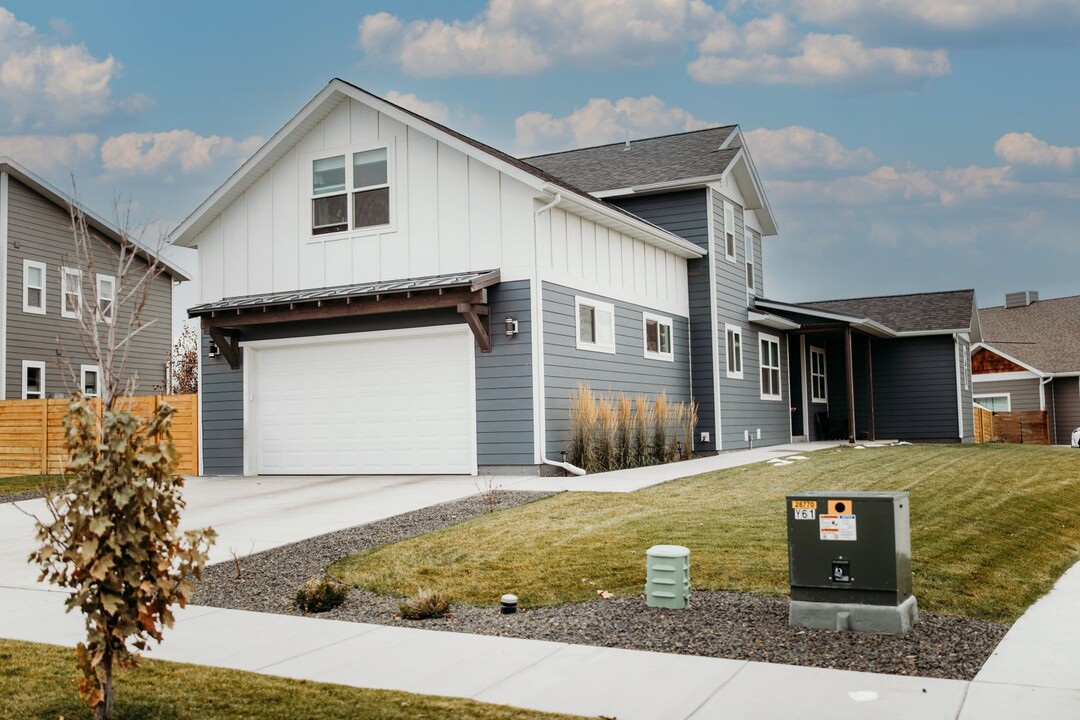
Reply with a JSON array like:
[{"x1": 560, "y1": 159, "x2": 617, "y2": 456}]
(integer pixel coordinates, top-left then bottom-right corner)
[{"x1": 819, "y1": 514, "x2": 857, "y2": 541}]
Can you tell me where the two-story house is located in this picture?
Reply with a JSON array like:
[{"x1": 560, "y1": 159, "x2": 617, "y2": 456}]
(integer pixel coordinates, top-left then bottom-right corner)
[
  {"x1": 171, "y1": 79, "x2": 976, "y2": 477},
  {"x1": 0, "y1": 158, "x2": 185, "y2": 401}
]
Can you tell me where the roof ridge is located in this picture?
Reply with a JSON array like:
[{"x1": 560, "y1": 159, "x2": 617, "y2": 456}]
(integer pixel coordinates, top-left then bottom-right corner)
[
  {"x1": 980, "y1": 293, "x2": 1080, "y2": 311},
  {"x1": 520, "y1": 124, "x2": 739, "y2": 160},
  {"x1": 801, "y1": 288, "x2": 974, "y2": 305}
]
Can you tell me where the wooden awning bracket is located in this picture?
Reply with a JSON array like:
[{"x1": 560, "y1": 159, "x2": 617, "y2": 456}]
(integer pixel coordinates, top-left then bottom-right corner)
[
  {"x1": 206, "y1": 325, "x2": 241, "y2": 370},
  {"x1": 458, "y1": 303, "x2": 491, "y2": 353}
]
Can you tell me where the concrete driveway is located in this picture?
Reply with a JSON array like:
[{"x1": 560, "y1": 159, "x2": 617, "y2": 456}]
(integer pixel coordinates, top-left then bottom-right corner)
[{"x1": 0, "y1": 474, "x2": 507, "y2": 590}]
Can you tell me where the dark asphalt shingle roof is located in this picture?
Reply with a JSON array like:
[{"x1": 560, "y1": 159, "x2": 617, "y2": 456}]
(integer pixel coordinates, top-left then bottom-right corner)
[
  {"x1": 978, "y1": 295, "x2": 1080, "y2": 373},
  {"x1": 797, "y1": 289, "x2": 977, "y2": 334},
  {"x1": 522, "y1": 126, "x2": 739, "y2": 193}
]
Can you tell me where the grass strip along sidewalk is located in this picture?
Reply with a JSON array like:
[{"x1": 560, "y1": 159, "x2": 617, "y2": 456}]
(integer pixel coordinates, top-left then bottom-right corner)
[{"x1": 333, "y1": 444, "x2": 1080, "y2": 623}]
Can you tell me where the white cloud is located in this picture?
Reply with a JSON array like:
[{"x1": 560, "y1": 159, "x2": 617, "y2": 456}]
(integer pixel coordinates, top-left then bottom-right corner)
[
  {"x1": 0, "y1": 8, "x2": 139, "y2": 130},
  {"x1": 994, "y1": 132, "x2": 1080, "y2": 170},
  {"x1": 384, "y1": 91, "x2": 450, "y2": 124},
  {"x1": 0, "y1": 132, "x2": 97, "y2": 169},
  {"x1": 515, "y1": 96, "x2": 713, "y2": 152},
  {"x1": 358, "y1": 0, "x2": 723, "y2": 77},
  {"x1": 743, "y1": 126, "x2": 876, "y2": 171},
  {"x1": 100, "y1": 130, "x2": 263, "y2": 175},
  {"x1": 689, "y1": 33, "x2": 949, "y2": 89},
  {"x1": 768, "y1": 163, "x2": 1014, "y2": 207}
]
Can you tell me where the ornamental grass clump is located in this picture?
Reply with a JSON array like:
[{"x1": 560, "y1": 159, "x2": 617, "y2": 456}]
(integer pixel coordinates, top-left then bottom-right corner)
[
  {"x1": 295, "y1": 577, "x2": 350, "y2": 613},
  {"x1": 399, "y1": 587, "x2": 453, "y2": 620}
]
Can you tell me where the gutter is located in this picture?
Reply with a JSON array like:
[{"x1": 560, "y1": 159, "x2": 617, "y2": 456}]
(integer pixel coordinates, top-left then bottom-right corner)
[{"x1": 532, "y1": 193, "x2": 586, "y2": 476}]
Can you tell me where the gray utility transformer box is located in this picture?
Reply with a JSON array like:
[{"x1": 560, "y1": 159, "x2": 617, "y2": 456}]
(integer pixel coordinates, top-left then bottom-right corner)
[{"x1": 786, "y1": 491, "x2": 918, "y2": 634}]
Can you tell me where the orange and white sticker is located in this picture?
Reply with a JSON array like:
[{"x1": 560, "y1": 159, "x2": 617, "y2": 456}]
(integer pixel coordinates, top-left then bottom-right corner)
[{"x1": 819, "y1": 514, "x2": 857, "y2": 541}]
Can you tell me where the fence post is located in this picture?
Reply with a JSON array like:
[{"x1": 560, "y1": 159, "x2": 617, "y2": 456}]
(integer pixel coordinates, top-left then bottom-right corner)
[{"x1": 40, "y1": 400, "x2": 48, "y2": 474}]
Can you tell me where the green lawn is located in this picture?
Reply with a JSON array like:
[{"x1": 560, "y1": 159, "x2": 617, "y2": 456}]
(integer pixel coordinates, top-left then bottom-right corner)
[
  {"x1": 0, "y1": 639, "x2": 587, "y2": 720},
  {"x1": 0, "y1": 474, "x2": 62, "y2": 500},
  {"x1": 332, "y1": 444, "x2": 1080, "y2": 623}
]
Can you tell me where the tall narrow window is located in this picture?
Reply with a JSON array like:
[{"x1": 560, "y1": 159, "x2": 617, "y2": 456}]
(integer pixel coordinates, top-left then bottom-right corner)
[
  {"x1": 760, "y1": 333, "x2": 782, "y2": 400},
  {"x1": 744, "y1": 231, "x2": 755, "y2": 296},
  {"x1": 23, "y1": 259, "x2": 46, "y2": 314},
  {"x1": 575, "y1": 296, "x2": 616, "y2": 353},
  {"x1": 22, "y1": 361, "x2": 45, "y2": 399},
  {"x1": 725, "y1": 324, "x2": 743, "y2": 379},
  {"x1": 643, "y1": 313, "x2": 674, "y2": 361},
  {"x1": 810, "y1": 346, "x2": 828, "y2": 403},
  {"x1": 81, "y1": 365, "x2": 100, "y2": 397},
  {"x1": 97, "y1": 274, "x2": 115, "y2": 324},
  {"x1": 723, "y1": 202, "x2": 736, "y2": 261},
  {"x1": 61, "y1": 267, "x2": 81, "y2": 319}
]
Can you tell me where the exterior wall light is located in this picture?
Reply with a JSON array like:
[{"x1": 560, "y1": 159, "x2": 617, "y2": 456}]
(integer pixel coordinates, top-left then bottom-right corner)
[
  {"x1": 504, "y1": 317, "x2": 519, "y2": 337},
  {"x1": 207, "y1": 339, "x2": 219, "y2": 358}
]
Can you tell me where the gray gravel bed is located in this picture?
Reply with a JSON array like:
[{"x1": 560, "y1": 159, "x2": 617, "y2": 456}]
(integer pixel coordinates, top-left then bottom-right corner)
[
  {"x1": 0, "y1": 491, "x2": 45, "y2": 504},
  {"x1": 192, "y1": 490, "x2": 1008, "y2": 680}
]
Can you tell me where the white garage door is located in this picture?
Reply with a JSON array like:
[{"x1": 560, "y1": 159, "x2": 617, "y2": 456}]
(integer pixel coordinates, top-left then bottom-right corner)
[{"x1": 248, "y1": 327, "x2": 475, "y2": 475}]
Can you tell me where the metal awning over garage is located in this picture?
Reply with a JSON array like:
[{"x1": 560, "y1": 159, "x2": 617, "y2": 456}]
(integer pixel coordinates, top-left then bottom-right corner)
[{"x1": 188, "y1": 269, "x2": 500, "y2": 368}]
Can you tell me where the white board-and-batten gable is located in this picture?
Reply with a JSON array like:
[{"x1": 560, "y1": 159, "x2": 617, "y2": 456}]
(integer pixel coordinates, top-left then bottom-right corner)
[{"x1": 172, "y1": 79, "x2": 702, "y2": 307}]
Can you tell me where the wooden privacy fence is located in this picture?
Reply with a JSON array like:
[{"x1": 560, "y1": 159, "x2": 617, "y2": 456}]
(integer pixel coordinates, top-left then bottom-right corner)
[
  {"x1": 973, "y1": 407, "x2": 1049, "y2": 445},
  {"x1": 0, "y1": 394, "x2": 199, "y2": 477}
]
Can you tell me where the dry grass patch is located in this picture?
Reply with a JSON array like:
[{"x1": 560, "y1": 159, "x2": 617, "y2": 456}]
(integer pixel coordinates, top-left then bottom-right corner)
[
  {"x1": 0, "y1": 474, "x2": 63, "y2": 500},
  {"x1": 331, "y1": 444, "x2": 1080, "y2": 623},
  {"x1": 0, "y1": 639, "x2": 588, "y2": 720}
]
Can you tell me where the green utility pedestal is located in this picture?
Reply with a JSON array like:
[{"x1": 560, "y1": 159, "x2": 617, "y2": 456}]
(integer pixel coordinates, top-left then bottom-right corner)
[{"x1": 645, "y1": 545, "x2": 690, "y2": 609}]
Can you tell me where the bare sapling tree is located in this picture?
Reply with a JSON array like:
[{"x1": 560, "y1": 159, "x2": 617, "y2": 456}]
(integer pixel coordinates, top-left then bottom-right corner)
[{"x1": 27, "y1": 188, "x2": 215, "y2": 720}]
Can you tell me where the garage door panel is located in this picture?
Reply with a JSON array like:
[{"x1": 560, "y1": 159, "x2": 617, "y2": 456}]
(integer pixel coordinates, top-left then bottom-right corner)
[{"x1": 251, "y1": 329, "x2": 475, "y2": 475}]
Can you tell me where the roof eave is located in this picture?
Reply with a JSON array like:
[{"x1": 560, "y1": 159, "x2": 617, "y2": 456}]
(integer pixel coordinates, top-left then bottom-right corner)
[
  {"x1": 591, "y1": 173, "x2": 726, "y2": 199},
  {"x1": 755, "y1": 298, "x2": 897, "y2": 338},
  {"x1": 971, "y1": 342, "x2": 1049, "y2": 377},
  {"x1": 725, "y1": 141, "x2": 779, "y2": 236}
]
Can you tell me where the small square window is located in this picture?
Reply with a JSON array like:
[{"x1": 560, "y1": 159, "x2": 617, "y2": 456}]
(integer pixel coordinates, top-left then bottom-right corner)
[
  {"x1": 353, "y1": 148, "x2": 388, "y2": 189},
  {"x1": 22, "y1": 361, "x2": 45, "y2": 399},
  {"x1": 576, "y1": 297, "x2": 615, "y2": 353},
  {"x1": 81, "y1": 365, "x2": 99, "y2": 397},
  {"x1": 313, "y1": 194, "x2": 348, "y2": 235},
  {"x1": 643, "y1": 313, "x2": 674, "y2": 361},
  {"x1": 313, "y1": 155, "x2": 346, "y2": 195},
  {"x1": 353, "y1": 187, "x2": 390, "y2": 229},
  {"x1": 310, "y1": 146, "x2": 393, "y2": 237}
]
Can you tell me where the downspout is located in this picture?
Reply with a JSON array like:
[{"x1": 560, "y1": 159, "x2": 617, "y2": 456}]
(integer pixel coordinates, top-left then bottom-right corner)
[{"x1": 532, "y1": 193, "x2": 586, "y2": 476}]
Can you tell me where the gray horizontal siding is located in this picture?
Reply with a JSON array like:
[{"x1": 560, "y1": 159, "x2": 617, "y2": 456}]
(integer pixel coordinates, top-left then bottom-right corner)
[
  {"x1": 611, "y1": 190, "x2": 715, "y2": 451},
  {"x1": 1050, "y1": 377, "x2": 1079, "y2": 445},
  {"x1": 870, "y1": 335, "x2": 960, "y2": 441},
  {"x1": 972, "y1": 376, "x2": 1041, "y2": 412},
  {"x1": 958, "y1": 336, "x2": 973, "y2": 442},
  {"x1": 476, "y1": 280, "x2": 533, "y2": 466},
  {"x1": 542, "y1": 282, "x2": 691, "y2": 458},
  {"x1": 5, "y1": 178, "x2": 172, "y2": 398},
  {"x1": 201, "y1": 338, "x2": 244, "y2": 475}
]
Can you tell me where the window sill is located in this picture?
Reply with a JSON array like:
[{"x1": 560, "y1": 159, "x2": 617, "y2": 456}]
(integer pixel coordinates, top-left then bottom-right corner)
[
  {"x1": 22, "y1": 307, "x2": 46, "y2": 315},
  {"x1": 760, "y1": 393, "x2": 783, "y2": 402},
  {"x1": 726, "y1": 371, "x2": 743, "y2": 380},
  {"x1": 644, "y1": 351, "x2": 674, "y2": 363},
  {"x1": 307, "y1": 223, "x2": 394, "y2": 244},
  {"x1": 576, "y1": 341, "x2": 616, "y2": 355}
]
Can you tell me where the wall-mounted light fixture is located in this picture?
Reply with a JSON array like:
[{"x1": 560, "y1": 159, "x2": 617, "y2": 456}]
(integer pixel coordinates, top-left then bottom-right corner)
[
  {"x1": 504, "y1": 317, "x2": 519, "y2": 337},
  {"x1": 207, "y1": 339, "x2": 219, "y2": 358}
]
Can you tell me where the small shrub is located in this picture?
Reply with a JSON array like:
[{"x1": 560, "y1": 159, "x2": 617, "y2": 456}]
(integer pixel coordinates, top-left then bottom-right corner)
[
  {"x1": 615, "y1": 394, "x2": 633, "y2": 469},
  {"x1": 595, "y1": 398, "x2": 617, "y2": 472},
  {"x1": 632, "y1": 395, "x2": 651, "y2": 468},
  {"x1": 295, "y1": 577, "x2": 349, "y2": 613},
  {"x1": 681, "y1": 401, "x2": 699, "y2": 460},
  {"x1": 399, "y1": 587, "x2": 453, "y2": 620},
  {"x1": 650, "y1": 390, "x2": 669, "y2": 464}
]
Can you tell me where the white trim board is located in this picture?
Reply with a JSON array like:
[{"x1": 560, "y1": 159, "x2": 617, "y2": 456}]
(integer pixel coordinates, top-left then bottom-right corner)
[
  {"x1": 0, "y1": 172, "x2": 7, "y2": 399},
  {"x1": 971, "y1": 370, "x2": 1041, "y2": 383}
]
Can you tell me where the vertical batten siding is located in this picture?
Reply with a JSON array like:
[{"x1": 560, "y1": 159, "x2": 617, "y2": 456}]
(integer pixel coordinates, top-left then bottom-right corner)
[
  {"x1": 542, "y1": 282, "x2": 691, "y2": 458},
  {"x1": 1050, "y1": 377, "x2": 1079, "y2": 445},
  {"x1": 972, "y1": 377, "x2": 1043, "y2": 412},
  {"x1": 609, "y1": 190, "x2": 715, "y2": 451},
  {"x1": 712, "y1": 189, "x2": 790, "y2": 448},
  {"x1": 476, "y1": 280, "x2": 534, "y2": 467},
  {"x1": 868, "y1": 336, "x2": 961, "y2": 441},
  {"x1": 5, "y1": 179, "x2": 172, "y2": 398}
]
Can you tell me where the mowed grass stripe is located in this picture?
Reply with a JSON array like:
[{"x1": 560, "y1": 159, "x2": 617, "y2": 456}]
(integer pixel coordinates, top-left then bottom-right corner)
[{"x1": 331, "y1": 444, "x2": 1080, "y2": 623}]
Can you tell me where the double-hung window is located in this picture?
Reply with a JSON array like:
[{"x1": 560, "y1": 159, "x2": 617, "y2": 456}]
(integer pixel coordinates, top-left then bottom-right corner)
[
  {"x1": 723, "y1": 202, "x2": 736, "y2": 261},
  {"x1": 576, "y1": 296, "x2": 616, "y2": 354},
  {"x1": 643, "y1": 313, "x2": 673, "y2": 361},
  {"x1": 810, "y1": 346, "x2": 827, "y2": 403},
  {"x1": 975, "y1": 394, "x2": 1009, "y2": 412},
  {"x1": 61, "y1": 267, "x2": 82, "y2": 319},
  {"x1": 81, "y1": 365, "x2": 100, "y2": 397},
  {"x1": 725, "y1": 324, "x2": 743, "y2": 379},
  {"x1": 312, "y1": 146, "x2": 390, "y2": 236},
  {"x1": 22, "y1": 360, "x2": 45, "y2": 399},
  {"x1": 760, "y1": 333, "x2": 782, "y2": 400},
  {"x1": 97, "y1": 274, "x2": 115, "y2": 323},
  {"x1": 23, "y1": 260, "x2": 45, "y2": 314}
]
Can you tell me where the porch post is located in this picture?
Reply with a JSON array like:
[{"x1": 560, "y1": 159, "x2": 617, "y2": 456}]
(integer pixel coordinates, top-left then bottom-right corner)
[
  {"x1": 866, "y1": 334, "x2": 875, "y2": 441},
  {"x1": 845, "y1": 326, "x2": 856, "y2": 443}
]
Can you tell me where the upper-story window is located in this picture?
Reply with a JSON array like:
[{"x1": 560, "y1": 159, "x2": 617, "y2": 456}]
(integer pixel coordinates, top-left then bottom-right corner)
[
  {"x1": 760, "y1": 333, "x2": 782, "y2": 400},
  {"x1": 744, "y1": 231, "x2": 755, "y2": 297},
  {"x1": 96, "y1": 274, "x2": 116, "y2": 324},
  {"x1": 643, "y1": 313, "x2": 673, "y2": 362},
  {"x1": 723, "y1": 202, "x2": 736, "y2": 261},
  {"x1": 576, "y1": 296, "x2": 616, "y2": 354},
  {"x1": 312, "y1": 147, "x2": 391, "y2": 236},
  {"x1": 61, "y1": 267, "x2": 82, "y2": 319},
  {"x1": 23, "y1": 260, "x2": 46, "y2": 314},
  {"x1": 725, "y1": 323, "x2": 743, "y2": 379},
  {"x1": 810, "y1": 346, "x2": 827, "y2": 403}
]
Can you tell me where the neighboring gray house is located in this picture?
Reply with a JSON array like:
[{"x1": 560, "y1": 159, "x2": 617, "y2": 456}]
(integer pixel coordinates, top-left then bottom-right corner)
[
  {"x1": 0, "y1": 157, "x2": 187, "y2": 400},
  {"x1": 972, "y1": 292, "x2": 1080, "y2": 445},
  {"x1": 170, "y1": 79, "x2": 977, "y2": 477}
]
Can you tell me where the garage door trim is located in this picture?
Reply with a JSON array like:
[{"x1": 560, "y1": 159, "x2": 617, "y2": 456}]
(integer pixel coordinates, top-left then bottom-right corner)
[{"x1": 241, "y1": 325, "x2": 477, "y2": 475}]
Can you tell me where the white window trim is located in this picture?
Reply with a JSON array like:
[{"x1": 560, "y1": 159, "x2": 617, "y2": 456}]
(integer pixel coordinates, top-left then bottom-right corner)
[
  {"x1": 810, "y1": 345, "x2": 828, "y2": 404},
  {"x1": 22, "y1": 360, "x2": 45, "y2": 399},
  {"x1": 725, "y1": 323, "x2": 743, "y2": 379},
  {"x1": 760, "y1": 332, "x2": 783, "y2": 401},
  {"x1": 96, "y1": 273, "x2": 116, "y2": 324},
  {"x1": 575, "y1": 295, "x2": 616, "y2": 354},
  {"x1": 60, "y1": 266, "x2": 82, "y2": 319},
  {"x1": 80, "y1": 364, "x2": 100, "y2": 397},
  {"x1": 306, "y1": 140, "x2": 396, "y2": 243},
  {"x1": 744, "y1": 230, "x2": 755, "y2": 299},
  {"x1": 974, "y1": 393, "x2": 1010, "y2": 412},
  {"x1": 23, "y1": 259, "x2": 46, "y2": 315},
  {"x1": 723, "y1": 202, "x2": 736, "y2": 262},
  {"x1": 642, "y1": 312, "x2": 674, "y2": 362}
]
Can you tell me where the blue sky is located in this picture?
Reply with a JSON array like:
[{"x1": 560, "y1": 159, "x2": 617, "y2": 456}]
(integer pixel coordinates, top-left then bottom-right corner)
[{"x1": 2, "y1": 0, "x2": 1078, "y2": 334}]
